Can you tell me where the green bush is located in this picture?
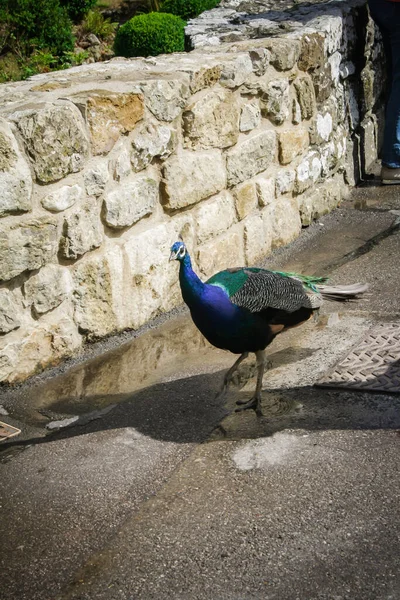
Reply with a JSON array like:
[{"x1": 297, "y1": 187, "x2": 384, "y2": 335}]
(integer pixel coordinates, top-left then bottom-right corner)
[
  {"x1": 59, "y1": 0, "x2": 97, "y2": 22},
  {"x1": 159, "y1": 0, "x2": 219, "y2": 21},
  {"x1": 80, "y1": 9, "x2": 117, "y2": 40},
  {"x1": 0, "y1": 0, "x2": 74, "y2": 57},
  {"x1": 113, "y1": 12, "x2": 185, "y2": 58}
]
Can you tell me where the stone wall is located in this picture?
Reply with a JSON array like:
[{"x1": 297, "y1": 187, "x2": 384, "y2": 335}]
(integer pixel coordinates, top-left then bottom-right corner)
[{"x1": 0, "y1": 0, "x2": 384, "y2": 383}]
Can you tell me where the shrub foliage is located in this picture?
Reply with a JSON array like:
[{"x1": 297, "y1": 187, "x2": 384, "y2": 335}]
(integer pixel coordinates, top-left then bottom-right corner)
[
  {"x1": 113, "y1": 12, "x2": 185, "y2": 58},
  {"x1": 59, "y1": 0, "x2": 98, "y2": 23},
  {"x1": 159, "y1": 0, "x2": 219, "y2": 21},
  {"x1": 0, "y1": 0, "x2": 74, "y2": 57}
]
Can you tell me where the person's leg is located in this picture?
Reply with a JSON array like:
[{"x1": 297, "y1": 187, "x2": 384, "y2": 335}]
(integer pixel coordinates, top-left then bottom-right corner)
[{"x1": 368, "y1": 0, "x2": 400, "y2": 178}]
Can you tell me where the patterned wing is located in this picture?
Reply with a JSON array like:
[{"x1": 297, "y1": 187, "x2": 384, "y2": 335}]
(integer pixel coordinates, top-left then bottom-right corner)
[
  {"x1": 208, "y1": 268, "x2": 317, "y2": 313},
  {"x1": 232, "y1": 270, "x2": 318, "y2": 312}
]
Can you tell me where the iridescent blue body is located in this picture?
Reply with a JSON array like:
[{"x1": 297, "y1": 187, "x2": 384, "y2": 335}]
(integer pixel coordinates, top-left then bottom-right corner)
[{"x1": 178, "y1": 252, "x2": 273, "y2": 354}]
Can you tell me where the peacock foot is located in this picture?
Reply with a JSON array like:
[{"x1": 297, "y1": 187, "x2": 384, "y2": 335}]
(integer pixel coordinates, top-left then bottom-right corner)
[{"x1": 235, "y1": 394, "x2": 262, "y2": 416}]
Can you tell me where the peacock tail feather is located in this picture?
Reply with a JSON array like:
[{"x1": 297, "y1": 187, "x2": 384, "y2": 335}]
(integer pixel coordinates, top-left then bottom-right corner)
[
  {"x1": 207, "y1": 267, "x2": 328, "y2": 297},
  {"x1": 271, "y1": 271, "x2": 329, "y2": 293}
]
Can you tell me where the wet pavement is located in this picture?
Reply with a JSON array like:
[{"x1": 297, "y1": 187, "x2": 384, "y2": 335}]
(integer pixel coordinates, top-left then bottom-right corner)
[{"x1": 1, "y1": 181, "x2": 400, "y2": 600}]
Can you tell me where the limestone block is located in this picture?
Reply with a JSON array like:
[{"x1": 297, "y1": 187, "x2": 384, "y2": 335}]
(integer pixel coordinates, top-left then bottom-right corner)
[
  {"x1": 248, "y1": 48, "x2": 270, "y2": 77},
  {"x1": 294, "y1": 152, "x2": 322, "y2": 194},
  {"x1": 318, "y1": 14, "x2": 343, "y2": 55},
  {"x1": 328, "y1": 51, "x2": 341, "y2": 86},
  {"x1": 298, "y1": 179, "x2": 342, "y2": 226},
  {"x1": 233, "y1": 182, "x2": 258, "y2": 220},
  {"x1": 41, "y1": 184, "x2": 83, "y2": 212},
  {"x1": 256, "y1": 177, "x2": 275, "y2": 206},
  {"x1": 360, "y1": 117, "x2": 377, "y2": 174},
  {"x1": 310, "y1": 153, "x2": 322, "y2": 181},
  {"x1": 195, "y1": 191, "x2": 236, "y2": 242},
  {"x1": 260, "y1": 79, "x2": 290, "y2": 125},
  {"x1": 104, "y1": 175, "x2": 158, "y2": 229},
  {"x1": 131, "y1": 122, "x2": 176, "y2": 171},
  {"x1": 196, "y1": 227, "x2": 244, "y2": 279},
  {"x1": 278, "y1": 128, "x2": 309, "y2": 165},
  {"x1": 346, "y1": 82, "x2": 360, "y2": 131},
  {"x1": 270, "y1": 198, "x2": 301, "y2": 249},
  {"x1": 297, "y1": 194, "x2": 314, "y2": 227},
  {"x1": 339, "y1": 61, "x2": 356, "y2": 80},
  {"x1": 162, "y1": 149, "x2": 226, "y2": 210},
  {"x1": 310, "y1": 112, "x2": 333, "y2": 144},
  {"x1": 50, "y1": 314, "x2": 82, "y2": 358},
  {"x1": 244, "y1": 212, "x2": 272, "y2": 265},
  {"x1": 239, "y1": 101, "x2": 261, "y2": 132},
  {"x1": 0, "y1": 217, "x2": 58, "y2": 282},
  {"x1": 123, "y1": 216, "x2": 194, "y2": 328},
  {"x1": 298, "y1": 33, "x2": 325, "y2": 72},
  {"x1": 226, "y1": 131, "x2": 276, "y2": 187},
  {"x1": 320, "y1": 141, "x2": 336, "y2": 176},
  {"x1": 275, "y1": 169, "x2": 295, "y2": 195},
  {"x1": 0, "y1": 327, "x2": 54, "y2": 383},
  {"x1": 294, "y1": 77, "x2": 316, "y2": 121},
  {"x1": 361, "y1": 62, "x2": 385, "y2": 114},
  {"x1": 312, "y1": 63, "x2": 332, "y2": 103},
  {"x1": 141, "y1": 79, "x2": 190, "y2": 122},
  {"x1": 220, "y1": 54, "x2": 253, "y2": 88},
  {"x1": 24, "y1": 264, "x2": 73, "y2": 315},
  {"x1": 335, "y1": 83, "x2": 346, "y2": 124},
  {"x1": 0, "y1": 120, "x2": 32, "y2": 217},
  {"x1": 101, "y1": 243, "x2": 126, "y2": 330},
  {"x1": 295, "y1": 157, "x2": 312, "y2": 195},
  {"x1": 183, "y1": 88, "x2": 240, "y2": 149},
  {"x1": 292, "y1": 99, "x2": 302, "y2": 125},
  {"x1": 73, "y1": 255, "x2": 118, "y2": 338},
  {"x1": 15, "y1": 104, "x2": 89, "y2": 183},
  {"x1": 61, "y1": 199, "x2": 103, "y2": 259},
  {"x1": 84, "y1": 163, "x2": 109, "y2": 196},
  {"x1": 189, "y1": 65, "x2": 223, "y2": 94},
  {"x1": 264, "y1": 38, "x2": 300, "y2": 71},
  {"x1": 0, "y1": 289, "x2": 21, "y2": 333},
  {"x1": 0, "y1": 339, "x2": 17, "y2": 383},
  {"x1": 112, "y1": 148, "x2": 131, "y2": 181},
  {"x1": 72, "y1": 91, "x2": 144, "y2": 155}
]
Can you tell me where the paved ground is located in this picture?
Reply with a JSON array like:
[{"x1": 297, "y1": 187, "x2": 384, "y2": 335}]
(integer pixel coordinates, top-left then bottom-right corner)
[{"x1": 1, "y1": 181, "x2": 400, "y2": 600}]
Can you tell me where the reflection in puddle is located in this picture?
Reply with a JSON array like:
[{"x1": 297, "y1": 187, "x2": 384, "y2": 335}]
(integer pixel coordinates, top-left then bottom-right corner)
[{"x1": 13, "y1": 315, "x2": 219, "y2": 425}]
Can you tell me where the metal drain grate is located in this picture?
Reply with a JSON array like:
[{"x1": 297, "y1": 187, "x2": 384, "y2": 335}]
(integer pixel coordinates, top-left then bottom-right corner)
[
  {"x1": 317, "y1": 322, "x2": 400, "y2": 393},
  {"x1": 0, "y1": 421, "x2": 21, "y2": 442}
]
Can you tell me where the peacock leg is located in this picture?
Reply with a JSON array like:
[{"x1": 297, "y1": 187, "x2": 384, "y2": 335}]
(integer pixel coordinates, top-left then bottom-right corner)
[
  {"x1": 235, "y1": 350, "x2": 265, "y2": 416},
  {"x1": 214, "y1": 352, "x2": 249, "y2": 400}
]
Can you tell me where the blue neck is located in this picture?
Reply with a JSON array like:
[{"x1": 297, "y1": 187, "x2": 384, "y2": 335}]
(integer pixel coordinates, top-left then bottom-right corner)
[{"x1": 179, "y1": 253, "x2": 205, "y2": 306}]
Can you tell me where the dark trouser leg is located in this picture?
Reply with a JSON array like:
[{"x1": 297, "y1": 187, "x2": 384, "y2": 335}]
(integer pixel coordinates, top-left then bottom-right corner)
[{"x1": 369, "y1": 0, "x2": 400, "y2": 168}]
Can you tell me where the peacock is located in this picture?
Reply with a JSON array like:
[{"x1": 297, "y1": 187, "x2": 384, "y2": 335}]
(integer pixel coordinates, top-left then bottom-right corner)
[{"x1": 170, "y1": 240, "x2": 368, "y2": 415}]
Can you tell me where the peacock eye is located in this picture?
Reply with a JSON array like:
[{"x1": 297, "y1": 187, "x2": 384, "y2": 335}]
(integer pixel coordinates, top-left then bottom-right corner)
[{"x1": 179, "y1": 246, "x2": 185, "y2": 256}]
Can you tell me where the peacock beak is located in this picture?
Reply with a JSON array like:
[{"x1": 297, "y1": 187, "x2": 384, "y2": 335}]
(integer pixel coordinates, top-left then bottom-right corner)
[{"x1": 169, "y1": 250, "x2": 178, "y2": 261}]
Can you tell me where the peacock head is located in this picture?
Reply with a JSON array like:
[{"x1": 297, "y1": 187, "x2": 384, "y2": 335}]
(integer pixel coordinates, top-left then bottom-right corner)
[{"x1": 169, "y1": 240, "x2": 187, "y2": 262}]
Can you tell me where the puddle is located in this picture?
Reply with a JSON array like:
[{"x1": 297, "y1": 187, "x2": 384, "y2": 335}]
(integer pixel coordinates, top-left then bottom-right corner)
[
  {"x1": 351, "y1": 183, "x2": 400, "y2": 212},
  {"x1": 4, "y1": 315, "x2": 230, "y2": 427}
]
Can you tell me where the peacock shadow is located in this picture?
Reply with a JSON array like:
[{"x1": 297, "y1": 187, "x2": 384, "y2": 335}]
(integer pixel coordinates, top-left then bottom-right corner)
[{"x1": 2, "y1": 355, "x2": 400, "y2": 453}]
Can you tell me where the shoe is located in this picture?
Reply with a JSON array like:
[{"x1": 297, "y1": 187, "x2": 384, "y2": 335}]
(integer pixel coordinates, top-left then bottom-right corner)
[{"x1": 381, "y1": 165, "x2": 400, "y2": 184}]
